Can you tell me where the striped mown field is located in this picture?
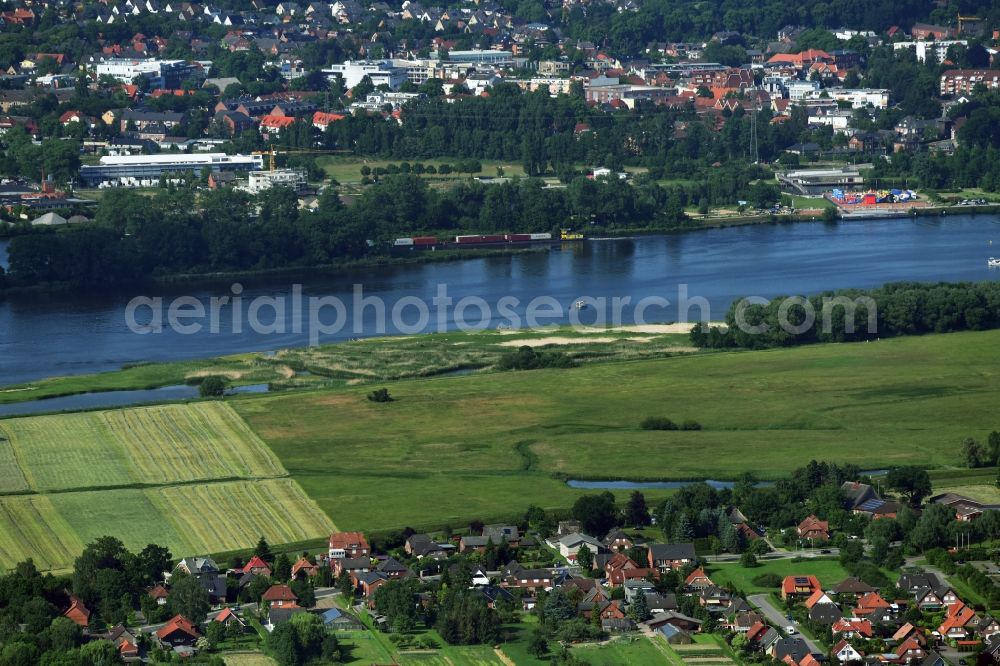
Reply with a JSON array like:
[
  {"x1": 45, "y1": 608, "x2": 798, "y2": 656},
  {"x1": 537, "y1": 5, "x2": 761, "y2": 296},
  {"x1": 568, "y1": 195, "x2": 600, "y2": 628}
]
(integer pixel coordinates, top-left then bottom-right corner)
[
  {"x1": 0, "y1": 402, "x2": 334, "y2": 572},
  {"x1": 0, "y1": 480, "x2": 334, "y2": 572},
  {"x1": 0, "y1": 494, "x2": 85, "y2": 571},
  {"x1": 0, "y1": 403, "x2": 285, "y2": 491}
]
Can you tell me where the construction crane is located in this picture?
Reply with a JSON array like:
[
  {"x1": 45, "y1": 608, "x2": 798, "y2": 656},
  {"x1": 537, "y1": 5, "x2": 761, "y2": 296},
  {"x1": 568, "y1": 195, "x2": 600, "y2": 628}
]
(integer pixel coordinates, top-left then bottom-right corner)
[{"x1": 252, "y1": 147, "x2": 351, "y2": 172}]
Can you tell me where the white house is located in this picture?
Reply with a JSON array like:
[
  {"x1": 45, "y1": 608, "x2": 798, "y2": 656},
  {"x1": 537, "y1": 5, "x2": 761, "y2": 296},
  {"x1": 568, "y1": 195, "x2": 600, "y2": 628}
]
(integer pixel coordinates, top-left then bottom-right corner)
[{"x1": 552, "y1": 533, "x2": 603, "y2": 562}]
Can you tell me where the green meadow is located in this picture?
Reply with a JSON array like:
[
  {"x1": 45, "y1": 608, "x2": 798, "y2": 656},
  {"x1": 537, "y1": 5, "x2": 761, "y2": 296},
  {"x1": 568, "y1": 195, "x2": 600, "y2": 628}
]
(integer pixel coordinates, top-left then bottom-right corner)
[{"x1": 235, "y1": 329, "x2": 1000, "y2": 532}]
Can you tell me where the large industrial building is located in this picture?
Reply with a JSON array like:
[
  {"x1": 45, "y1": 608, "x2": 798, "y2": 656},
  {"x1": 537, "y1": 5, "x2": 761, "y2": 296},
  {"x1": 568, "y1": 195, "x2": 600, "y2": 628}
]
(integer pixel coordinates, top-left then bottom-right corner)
[
  {"x1": 321, "y1": 60, "x2": 408, "y2": 90},
  {"x1": 79, "y1": 153, "x2": 263, "y2": 188},
  {"x1": 92, "y1": 58, "x2": 199, "y2": 89}
]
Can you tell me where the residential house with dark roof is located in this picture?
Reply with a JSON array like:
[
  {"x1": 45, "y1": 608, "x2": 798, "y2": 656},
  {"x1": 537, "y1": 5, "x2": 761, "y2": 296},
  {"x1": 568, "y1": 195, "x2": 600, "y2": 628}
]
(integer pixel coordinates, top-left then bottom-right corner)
[
  {"x1": 602, "y1": 529, "x2": 633, "y2": 551},
  {"x1": 832, "y1": 576, "x2": 875, "y2": 598},
  {"x1": 376, "y1": 557, "x2": 410, "y2": 579},
  {"x1": 482, "y1": 524, "x2": 520, "y2": 547},
  {"x1": 647, "y1": 543, "x2": 696, "y2": 572},
  {"x1": 809, "y1": 603, "x2": 842, "y2": 626}
]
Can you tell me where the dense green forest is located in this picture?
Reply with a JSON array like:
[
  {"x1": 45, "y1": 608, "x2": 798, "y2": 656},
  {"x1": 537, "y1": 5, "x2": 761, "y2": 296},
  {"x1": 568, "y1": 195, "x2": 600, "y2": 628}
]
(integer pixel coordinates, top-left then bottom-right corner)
[
  {"x1": 3, "y1": 171, "x2": 759, "y2": 289},
  {"x1": 691, "y1": 281, "x2": 1000, "y2": 349}
]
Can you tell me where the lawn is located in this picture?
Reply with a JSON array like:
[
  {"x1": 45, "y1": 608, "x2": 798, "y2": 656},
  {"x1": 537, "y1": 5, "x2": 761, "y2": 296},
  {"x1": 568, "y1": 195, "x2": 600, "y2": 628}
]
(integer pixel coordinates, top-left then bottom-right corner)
[
  {"x1": 317, "y1": 156, "x2": 528, "y2": 184},
  {"x1": 0, "y1": 403, "x2": 285, "y2": 491},
  {"x1": 788, "y1": 194, "x2": 835, "y2": 210},
  {"x1": 336, "y1": 629, "x2": 397, "y2": 664},
  {"x1": 235, "y1": 329, "x2": 1000, "y2": 532},
  {"x1": 934, "y1": 484, "x2": 1000, "y2": 504},
  {"x1": 707, "y1": 558, "x2": 855, "y2": 595},
  {"x1": 570, "y1": 635, "x2": 677, "y2": 665},
  {"x1": 222, "y1": 653, "x2": 277, "y2": 666}
]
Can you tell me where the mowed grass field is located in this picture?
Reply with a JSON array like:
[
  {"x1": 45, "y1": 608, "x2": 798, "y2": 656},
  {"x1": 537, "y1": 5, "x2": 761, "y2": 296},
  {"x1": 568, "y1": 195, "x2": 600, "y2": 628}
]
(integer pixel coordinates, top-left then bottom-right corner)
[
  {"x1": 235, "y1": 329, "x2": 1000, "y2": 532},
  {"x1": 707, "y1": 558, "x2": 857, "y2": 595},
  {"x1": 0, "y1": 479, "x2": 334, "y2": 572},
  {"x1": 0, "y1": 403, "x2": 285, "y2": 491},
  {"x1": 0, "y1": 403, "x2": 333, "y2": 571}
]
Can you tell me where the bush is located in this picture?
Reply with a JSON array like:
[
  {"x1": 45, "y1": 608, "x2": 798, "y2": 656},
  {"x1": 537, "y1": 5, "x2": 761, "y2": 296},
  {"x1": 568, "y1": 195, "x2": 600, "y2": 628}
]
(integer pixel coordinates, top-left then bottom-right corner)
[
  {"x1": 740, "y1": 551, "x2": 758, "y2": 568},
  {"x1": 641, "y1": 417, "x2": 677, "y2": 431},
  {"x1": 680, "y1": 420, "x2": 702, "y2": 431},
  {"x1": 496, "y1": 346, "x2": 576, "y2": 371},
  {"x1": 368, "y1": 388, "x2": 393, "y2": 402},
  {"x1": 199, "y1": 376, "x2": 228, "y2": 397},
  {"x1": 751, "y1": 573, "x2": 782, "y2": 588}
]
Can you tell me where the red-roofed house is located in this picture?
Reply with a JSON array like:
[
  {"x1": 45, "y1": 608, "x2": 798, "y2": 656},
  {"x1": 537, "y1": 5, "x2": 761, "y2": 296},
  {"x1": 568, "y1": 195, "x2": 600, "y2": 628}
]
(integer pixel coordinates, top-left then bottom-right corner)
[
  {"x1": 892, "y1": 623, "x2": 924, "y2": 645},
  {"x1": 291, "y1": 557, "x2": 319, "y2": 578},
  {"x1": 685, "y1": 568, "x2": 714, "y2": 590},
  {"x1": 894, "y1": 636, "x2": 927, "y2": 662},
  {"x1": 781, "y1": 575, "x2": 821, "y2": 600},
  {"x1": 832, "y1": 639, "x2": 864, "y2": 663},
  {"x1": 260, "y1": 115, "x2": 296, "y2": 133},
  {"x1": 766, "y1": 49, "x2": 832, "y2": 69},
  {"x1": 312, "y1": 111, "x2": 344, "y2": 130},
  {"x1": 243, "y1": 555, "x2": 272, "y2": 577},
  {"x1": 213, "y1": 607, "x2": 247, "y2": 630},
  {"x1": 329, "y1": 532, "x2": 369, "y2": 559},
  {"x1": 937, "y1": 602, "x2": 977, "y2": 640},
  {"x1": 804, "y1": 589, "x2": 834, "y2": 609},
  {"x1": 832, "y1": 618, "x2": 873, "y2": 639},
  {"x1": 797, "y1": 515, "x2": 829, "y2": 541},
  {"x1": 746, "y1": 621, "x2": 767, "y2": 643},
  {"x1": 119, "y1": 639, "x2": 139, "y2": 659},
  {"x1": 262, "y1": 584, "x2": 299, "y2": 608},
  {"x1": 156, "y1": 615, "x2": 200, "y2": 646},
  {"x1": 0, "y1": 9, "x2": 35, "y2": 25},
  {"x1": 148, "y1": 584, "x2": 169, "y2": 605},
  {"x1": 853, "y1": 592, "x2": 890, "y2": 616},
  {"x1": 63, "y1": 597, "x2": 91, "y2": 628}
]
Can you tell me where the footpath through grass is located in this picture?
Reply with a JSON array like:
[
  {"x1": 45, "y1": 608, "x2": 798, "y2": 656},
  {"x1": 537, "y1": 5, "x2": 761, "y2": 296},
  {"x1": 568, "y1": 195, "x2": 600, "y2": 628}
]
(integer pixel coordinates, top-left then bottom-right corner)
[{"x1": 236, "y1": 329, "x2": 1000, "y2": 532}]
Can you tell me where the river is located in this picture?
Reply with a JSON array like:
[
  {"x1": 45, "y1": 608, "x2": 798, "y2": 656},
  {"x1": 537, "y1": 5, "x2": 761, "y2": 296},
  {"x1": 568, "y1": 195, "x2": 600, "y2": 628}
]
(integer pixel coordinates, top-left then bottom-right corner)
[{"x1": 1, "y1": 214, "x2": 999, "y2": 384}]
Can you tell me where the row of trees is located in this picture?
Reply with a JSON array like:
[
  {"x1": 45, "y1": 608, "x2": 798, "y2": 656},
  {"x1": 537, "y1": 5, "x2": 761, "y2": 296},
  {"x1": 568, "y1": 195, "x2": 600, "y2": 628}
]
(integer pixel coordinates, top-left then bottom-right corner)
[
  {"x1": 691, "y1": 281, "x2": 1000, "y2": 349},
  {"x1": 3, "y1": 174, "x2": 695, "y2": 290}
]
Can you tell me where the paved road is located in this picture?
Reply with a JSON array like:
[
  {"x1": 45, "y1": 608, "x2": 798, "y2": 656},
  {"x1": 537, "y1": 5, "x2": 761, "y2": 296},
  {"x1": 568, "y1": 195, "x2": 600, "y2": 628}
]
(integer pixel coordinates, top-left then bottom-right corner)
[
  {"x1": 748, "y1": 594, "x2": 821, "y2": 655},
  {"x1": 703, "y1": 548, "x2": 840, "y2": 563}
]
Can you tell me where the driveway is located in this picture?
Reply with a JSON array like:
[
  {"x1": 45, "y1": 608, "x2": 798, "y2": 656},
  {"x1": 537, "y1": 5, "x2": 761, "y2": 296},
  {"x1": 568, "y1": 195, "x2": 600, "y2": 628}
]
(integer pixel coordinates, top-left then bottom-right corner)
[{"x1": 748, "y1": 593, "x2": 822, "y2": 655}]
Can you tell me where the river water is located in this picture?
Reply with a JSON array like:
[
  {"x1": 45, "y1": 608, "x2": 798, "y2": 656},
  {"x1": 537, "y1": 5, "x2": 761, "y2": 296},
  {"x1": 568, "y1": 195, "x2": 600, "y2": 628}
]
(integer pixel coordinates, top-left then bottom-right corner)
[{"x1": 2, "y1": 214, "x2": 999, "y2": 384}]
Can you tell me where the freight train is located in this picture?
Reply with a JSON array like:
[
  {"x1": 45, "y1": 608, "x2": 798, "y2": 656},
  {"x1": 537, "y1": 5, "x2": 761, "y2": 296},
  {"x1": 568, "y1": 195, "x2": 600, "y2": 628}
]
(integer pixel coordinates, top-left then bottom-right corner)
[{"x1": 391, "y1": 230, "x2": 582, "y2": 249}]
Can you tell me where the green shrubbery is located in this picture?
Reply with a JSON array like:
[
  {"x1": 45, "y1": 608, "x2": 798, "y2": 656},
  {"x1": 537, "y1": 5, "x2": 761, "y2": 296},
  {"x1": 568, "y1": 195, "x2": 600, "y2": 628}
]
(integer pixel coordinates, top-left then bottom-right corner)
[
  {"x1": 496, "y1": 346, "x2": 576, "y2": 371},
  {"x1": 641, "y1": 417, "x2": 702, "y2": 431}
]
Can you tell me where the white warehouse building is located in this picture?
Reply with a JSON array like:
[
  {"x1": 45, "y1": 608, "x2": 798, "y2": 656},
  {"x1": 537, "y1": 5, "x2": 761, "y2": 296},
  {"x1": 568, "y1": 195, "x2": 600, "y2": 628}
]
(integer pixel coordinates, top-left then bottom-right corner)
[
  {"x1": 92, "y1": 58, "x2": 198, "y2": 89},
  {"x1": 79, "y1": 153, "x2": 263, "y2": 188},
  {"x1": 321, "y1": 60, "x2": 408, "y2": 90}
]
